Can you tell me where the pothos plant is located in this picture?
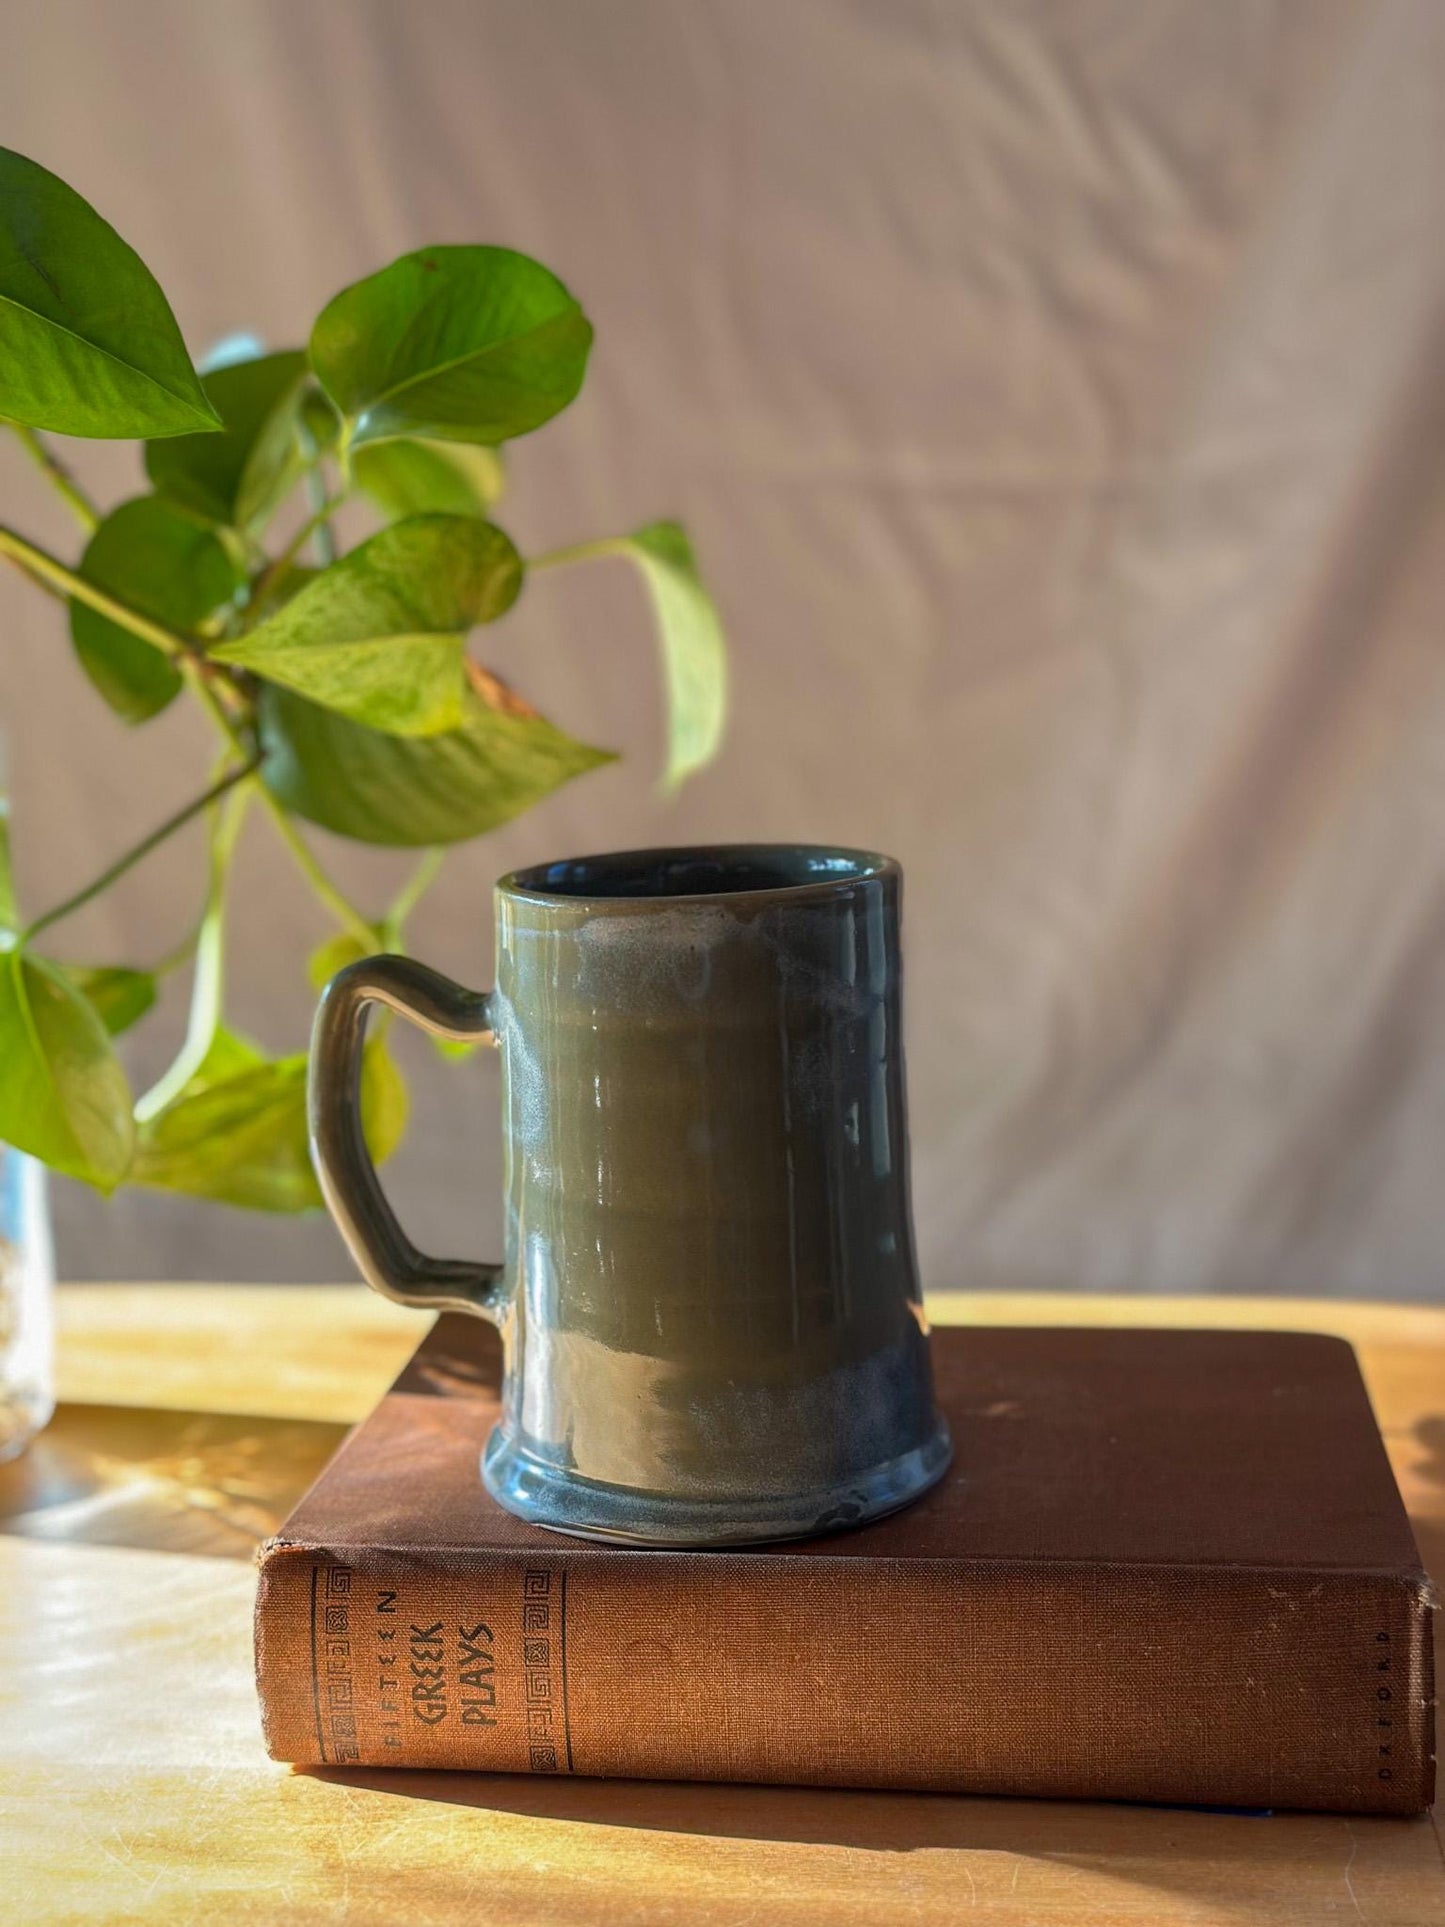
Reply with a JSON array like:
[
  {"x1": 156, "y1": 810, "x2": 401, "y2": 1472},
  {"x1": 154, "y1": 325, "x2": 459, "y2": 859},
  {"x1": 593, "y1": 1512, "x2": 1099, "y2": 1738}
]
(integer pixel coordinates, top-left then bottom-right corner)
[{"x1": 0, "y1": 147, "x2": 727, "y2": 1209}]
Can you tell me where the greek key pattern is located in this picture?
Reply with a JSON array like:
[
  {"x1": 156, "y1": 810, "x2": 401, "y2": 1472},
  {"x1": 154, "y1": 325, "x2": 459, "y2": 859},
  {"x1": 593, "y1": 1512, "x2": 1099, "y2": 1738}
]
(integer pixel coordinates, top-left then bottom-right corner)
[
  {"x1": 521, "y1": 1568, "x2": 571, "y2": 1772},
  {"x1": 315, "y1": 1563, "x2": 360, "y2": 1764}
]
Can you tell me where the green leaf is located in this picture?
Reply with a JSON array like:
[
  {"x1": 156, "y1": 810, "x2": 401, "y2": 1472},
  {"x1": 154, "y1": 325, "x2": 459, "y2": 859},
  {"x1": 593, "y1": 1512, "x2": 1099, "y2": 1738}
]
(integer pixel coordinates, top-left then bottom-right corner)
[
  {"x1": 70, "y1": 496, "x2": 240, "y2": 722},
  {"x1": 298, "y1": 385, "x2": 341, "y2": 456},
  {"x1": 430, "y1": 442, "x2": 506, "y2": 508},
  {"x1": 0, "y1": 947, "x2": 133, "y2": 1188},
  {"x1": 432, "y1": 1034, "x2": 480, "y2": 1063},
  {"x1": 0, "y1": 147, "x2": 220, "y2": 439},
  {"x1": 72, "y1": 618, "x2": 179, "y2": 727},
  {"x1": 253, "y1": 559, "x2": 319, "y2": 614},
  {"x1": 145, "y1": 350, "x2": 309, "y2": 530},
  {"x1": 353, "y1": 438, "x2": 505, "y2": 521},
  {"x1": 133, "y1": 1033, "x2": 404, "y2": 1211},
  {"x1": 62, "y1": 964, "x2": 157, "y2": 1038},
  {"x1": 212, "y1": 514, "x2": 522, "y2": 737},
  {"x1": 259, "y1": 672, "x2": 614, "y2": 846},
  {"x1": 360, "y1": 1037, "x2": 408, "y2": 1164},
  {"x1": 616, "y1": 522, "x2": 729, "y2": 789},
  {"x1": 310, "y1": 245, "x2": 591, "y2": 448},
  {"x1": 184, "y1": 1022, "x2": 266, "y2": 1089},
  {"x1": 133, "y1": 1049, "x2": 313, "y2": 1211},
  {"x1": 307, "y1": 930, "x2": 368, "y2": 992}
]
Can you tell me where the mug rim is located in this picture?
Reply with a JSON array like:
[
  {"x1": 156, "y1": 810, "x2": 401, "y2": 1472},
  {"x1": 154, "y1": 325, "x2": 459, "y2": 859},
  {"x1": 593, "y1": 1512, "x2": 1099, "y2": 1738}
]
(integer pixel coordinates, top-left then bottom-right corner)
[{"x1": 498, "y1": 843, "x2": 899, "y2": 909}]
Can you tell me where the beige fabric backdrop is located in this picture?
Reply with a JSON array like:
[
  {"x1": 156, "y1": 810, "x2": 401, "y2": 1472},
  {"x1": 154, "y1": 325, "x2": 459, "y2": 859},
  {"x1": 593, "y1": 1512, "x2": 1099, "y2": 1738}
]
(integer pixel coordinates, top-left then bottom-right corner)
[{"x1": 2, "y1": 0, "x2": 1444, "y2": 1299}]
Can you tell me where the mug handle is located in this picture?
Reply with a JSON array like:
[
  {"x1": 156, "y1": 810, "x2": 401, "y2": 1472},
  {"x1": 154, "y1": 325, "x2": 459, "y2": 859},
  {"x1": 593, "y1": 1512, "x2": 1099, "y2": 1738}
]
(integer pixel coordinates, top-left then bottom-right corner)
[{"x1": 308, "y1": 954, "x2": 508, "y2": 1321}]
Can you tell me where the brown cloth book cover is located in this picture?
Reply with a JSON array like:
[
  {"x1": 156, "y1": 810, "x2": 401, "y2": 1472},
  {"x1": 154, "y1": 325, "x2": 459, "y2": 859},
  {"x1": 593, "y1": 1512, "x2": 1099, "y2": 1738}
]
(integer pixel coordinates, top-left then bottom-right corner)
[{"x1": 255, "y1": 1320, "x2": 1436, "y2": 1814}]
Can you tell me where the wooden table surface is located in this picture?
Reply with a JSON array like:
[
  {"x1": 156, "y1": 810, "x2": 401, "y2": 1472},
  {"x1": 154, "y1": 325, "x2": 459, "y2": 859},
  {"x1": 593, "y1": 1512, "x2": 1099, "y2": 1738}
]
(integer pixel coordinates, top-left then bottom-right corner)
[{"x1": 2, "y1": 1285, "x2": 1441, "y2": 1926}]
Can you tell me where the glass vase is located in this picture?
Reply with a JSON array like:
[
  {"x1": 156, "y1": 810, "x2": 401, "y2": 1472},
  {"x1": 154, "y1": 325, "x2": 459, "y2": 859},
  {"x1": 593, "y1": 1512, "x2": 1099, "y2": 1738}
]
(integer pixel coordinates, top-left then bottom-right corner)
[{"x1": 0, "y1": 1145, "x2": 55, "y2": 1461}]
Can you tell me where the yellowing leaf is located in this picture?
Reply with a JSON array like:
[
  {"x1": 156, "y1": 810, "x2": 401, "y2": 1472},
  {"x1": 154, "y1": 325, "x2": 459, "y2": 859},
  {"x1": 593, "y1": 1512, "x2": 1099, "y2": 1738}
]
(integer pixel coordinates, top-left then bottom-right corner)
[
  {"x1": 134, "y1": 1034, "x2": 405, "y2": 1211},
  {"x1": 214, "y1": 515, "x2": 522, "y2": 736},
  {"x1": 307, "y1": 931, "x2": 369, "y2": 992},
  {"x1": 259, "y1": 680, "x2": 613, "y2": 846},
  {"x1": 62, "y1": 965, "x2": 157, "y2": 1038},
  {"x1": 620, "y1": 522, "x2": 729, "y2": 789},
  {"x1": 353, "y1": 439, "x2": 504, "y2": 520}
]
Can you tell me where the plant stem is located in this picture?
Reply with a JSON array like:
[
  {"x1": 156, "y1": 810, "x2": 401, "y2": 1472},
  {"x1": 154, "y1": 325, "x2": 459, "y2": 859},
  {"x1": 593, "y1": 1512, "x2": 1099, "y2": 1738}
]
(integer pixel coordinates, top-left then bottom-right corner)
[
  {"x1": 182, "y1": 665, "x2": 378, "y2": 951},
  {"x1": 301, "y1": 466, "x2": 338, "y2": 567},
  {"x1": 0, "y1": 525, "x2": 194, "y2": 660},
  {"x1": 153, "y1": 923, "x2": 204, "y2": 979},
  {"x1": 265, "y1": 796, "x2": 378, "y2": 951},
  {"x1": 385, "y1": 847, "x2": 445, "y2": 939},
  {"x1": 21, "y1": 756, "x2": 259, "y2": 944},
  {"x1": 9, "y1": 426, "x2": 100, "y2": 533},
  {"x1": 148, "y1": 753, "x2": 248, "y2": 978},
  {"x1": 253, "y1": 493, "x2": 346, "y2": 607},
  {"x1": 291, "y1": 398, "x2": 339, "y2": 564},
  {"x1": 183, "y1": 661, "x2": 251, "y2": 757},
  {"x1": 529, "y1": 537, "x2": 629, "y2": 572},
  {"x1": 334, "y1": 421, "x2": 355, "y2": 497},
  {"x1": 2, "y1": 551, "x2": 69, "y2": 605}
]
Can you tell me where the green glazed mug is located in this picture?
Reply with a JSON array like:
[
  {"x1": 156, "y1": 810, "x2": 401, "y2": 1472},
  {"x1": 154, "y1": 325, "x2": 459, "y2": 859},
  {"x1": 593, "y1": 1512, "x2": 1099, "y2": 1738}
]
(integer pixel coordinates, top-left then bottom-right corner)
[{"x1": 308, "y1": 845, "x2": 951, "y2": 1545}]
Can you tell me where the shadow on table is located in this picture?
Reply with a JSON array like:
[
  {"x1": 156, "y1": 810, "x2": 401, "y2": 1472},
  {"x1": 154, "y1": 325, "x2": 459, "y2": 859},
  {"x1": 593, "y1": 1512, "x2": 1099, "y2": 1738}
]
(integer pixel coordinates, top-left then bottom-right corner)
[
  {"x1": 304, "y1": 1762, "x2": 1434, "y2": 1918},
  {"x1": 1412, "y1": 1415, "x2": 1445, "y2": 1502},
  {"x1": 0, "y1": 1402, "x2": 345, "y2": 1557}
]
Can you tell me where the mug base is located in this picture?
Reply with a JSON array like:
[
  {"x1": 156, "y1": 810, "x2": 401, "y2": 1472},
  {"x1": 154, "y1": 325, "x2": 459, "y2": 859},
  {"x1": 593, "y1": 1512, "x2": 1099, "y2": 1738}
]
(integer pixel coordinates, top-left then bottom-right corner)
[{"x1": 480, "y1": 1421, "x2": 953, "y2": 1547}]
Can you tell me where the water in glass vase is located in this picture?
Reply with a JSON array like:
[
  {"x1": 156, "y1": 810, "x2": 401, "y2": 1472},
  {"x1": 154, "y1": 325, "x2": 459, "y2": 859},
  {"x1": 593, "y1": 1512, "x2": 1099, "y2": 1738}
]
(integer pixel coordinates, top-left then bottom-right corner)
[{"x1": 0, "y1": 1146, "x2": 55, "y2": 1460}]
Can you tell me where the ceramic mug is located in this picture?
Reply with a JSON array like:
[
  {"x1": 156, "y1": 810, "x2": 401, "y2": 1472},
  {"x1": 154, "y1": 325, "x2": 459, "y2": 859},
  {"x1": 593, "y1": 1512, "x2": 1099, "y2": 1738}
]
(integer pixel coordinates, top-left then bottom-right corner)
[{"x1": 308, "y1": 844, "x2": 951, "y2": 1545}]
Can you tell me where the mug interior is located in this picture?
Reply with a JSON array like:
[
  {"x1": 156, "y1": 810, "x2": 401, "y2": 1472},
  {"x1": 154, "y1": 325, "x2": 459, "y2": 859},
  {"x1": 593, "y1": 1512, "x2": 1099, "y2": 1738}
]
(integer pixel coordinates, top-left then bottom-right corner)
[{"x1": 505, "y1": 844, "x2": 893, "y2": 902}]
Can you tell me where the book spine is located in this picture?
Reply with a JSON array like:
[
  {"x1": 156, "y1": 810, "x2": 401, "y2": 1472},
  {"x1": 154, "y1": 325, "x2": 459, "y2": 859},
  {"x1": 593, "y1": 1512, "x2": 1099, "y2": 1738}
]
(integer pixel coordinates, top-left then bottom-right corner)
[{"x1": 254, "y1": 1541, "x2": 1435, "y2": 1814}]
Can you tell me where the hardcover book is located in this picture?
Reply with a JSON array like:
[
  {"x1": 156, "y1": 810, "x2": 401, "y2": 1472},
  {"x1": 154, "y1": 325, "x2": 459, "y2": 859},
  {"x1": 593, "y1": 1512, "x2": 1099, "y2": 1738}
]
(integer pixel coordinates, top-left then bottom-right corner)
[{"x1": 255, "y1": 1317, "x2": 1436, "y2": 1813}]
